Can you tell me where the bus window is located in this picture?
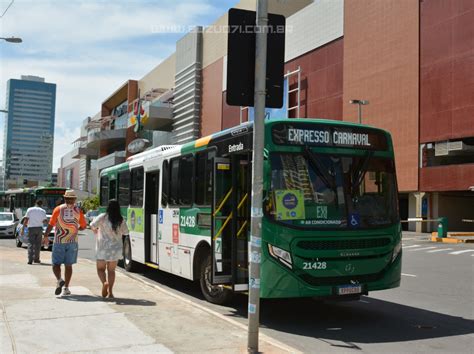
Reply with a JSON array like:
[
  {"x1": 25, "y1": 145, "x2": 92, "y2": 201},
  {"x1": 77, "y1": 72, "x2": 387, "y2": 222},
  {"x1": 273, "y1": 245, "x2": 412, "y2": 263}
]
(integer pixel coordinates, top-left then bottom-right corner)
[
  {"x1": 100, "y1": 176, "x2": 109, "y2": 206},
  {"x1": 169, "y1": 159, "x2": 179, "y2": 206},
  {"x1": 118, "y1": 171, "x2": 130, "y2": 206},
  {"x1": 10, "y1": 196, "x2": 15, "y2": 212},
  {"x1": 109, "y1": 179, "x2": 117, "y2": 201},
  {"x1": 131, "y1": 168, "x2": 144, "y2": 207},
  {"x1": 179, "y1": 155, "x2": 193, "y2": 206},
  {"x1": 18, "y1": 194, "x2": 25, "y2": 208},
  {"x1": 27, "y1": 194, "x2": 34, "y2": 208},
  {"x1": 195, "y1": 151, "x2": 213, "y2": 206},
  {"x1": 161, "y1": 160, "x2": 169, "y2": 207}
]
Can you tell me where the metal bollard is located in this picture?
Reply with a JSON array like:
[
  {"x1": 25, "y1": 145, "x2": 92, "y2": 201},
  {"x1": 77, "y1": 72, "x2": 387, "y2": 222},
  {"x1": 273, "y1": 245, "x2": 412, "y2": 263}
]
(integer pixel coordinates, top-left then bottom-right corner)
[{"x1": 437, "y1": 217, "x2": 448, "y2": 238}]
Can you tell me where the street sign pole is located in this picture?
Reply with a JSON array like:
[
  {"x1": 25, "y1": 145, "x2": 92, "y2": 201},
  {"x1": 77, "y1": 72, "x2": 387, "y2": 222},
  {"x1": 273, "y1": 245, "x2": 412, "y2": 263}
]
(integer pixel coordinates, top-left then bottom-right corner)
[{"x1": 247, "y1": 0, "x2": 268, "y2": 353}]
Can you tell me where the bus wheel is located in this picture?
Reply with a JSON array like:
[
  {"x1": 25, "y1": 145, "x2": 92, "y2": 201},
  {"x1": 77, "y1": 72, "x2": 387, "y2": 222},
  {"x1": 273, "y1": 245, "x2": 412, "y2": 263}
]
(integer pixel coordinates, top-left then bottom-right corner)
[
  {"x1": 199, "y1": 255, "x2": 232, "y2": 305},
  {"x1": 123, "y1": 236, "x2": 136, "y2": 272}
]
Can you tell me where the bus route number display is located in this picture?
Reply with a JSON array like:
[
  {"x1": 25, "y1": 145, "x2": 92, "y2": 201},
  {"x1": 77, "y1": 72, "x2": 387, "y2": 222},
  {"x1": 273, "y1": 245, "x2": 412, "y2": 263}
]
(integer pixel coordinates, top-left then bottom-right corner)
[{"x1": 271, "y1": 123, "x2": 388, "y2": 150}]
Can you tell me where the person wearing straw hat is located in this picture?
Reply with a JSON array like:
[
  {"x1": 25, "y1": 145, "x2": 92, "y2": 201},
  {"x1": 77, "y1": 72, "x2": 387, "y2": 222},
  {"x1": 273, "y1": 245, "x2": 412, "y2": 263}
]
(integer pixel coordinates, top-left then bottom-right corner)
[{"x1": 43, "y1": 189, "x2": 87, "y2": 296}]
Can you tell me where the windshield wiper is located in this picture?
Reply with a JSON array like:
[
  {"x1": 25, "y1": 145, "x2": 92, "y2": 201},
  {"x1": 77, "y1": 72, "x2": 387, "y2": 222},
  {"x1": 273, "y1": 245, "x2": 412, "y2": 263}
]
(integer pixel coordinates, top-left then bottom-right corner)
[
  {"x1": 303, "y1": 146, "x2": 337, "y2": 192},
  {"x1": 351, "y1": 150, "x2": 374, "y2": 196}
]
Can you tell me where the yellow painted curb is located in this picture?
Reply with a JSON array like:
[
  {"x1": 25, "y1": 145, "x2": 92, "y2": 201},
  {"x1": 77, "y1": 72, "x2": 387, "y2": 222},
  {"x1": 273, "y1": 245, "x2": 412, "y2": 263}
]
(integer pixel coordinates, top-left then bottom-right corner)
[
  {"x1": 431, "y1": 232, "x2": 474, "y2": 237},
  {"x1": 449, "y1": 232, "x2": 474, "y2": 237},
  {"x1": 430, "y1": 236, "x2": 474, "y2": 243}
]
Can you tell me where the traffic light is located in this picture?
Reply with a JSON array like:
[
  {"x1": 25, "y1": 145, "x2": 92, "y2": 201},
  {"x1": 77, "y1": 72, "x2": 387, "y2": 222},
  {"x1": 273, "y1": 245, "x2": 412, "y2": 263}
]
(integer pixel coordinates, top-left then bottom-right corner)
[{"x1": 226, "y1": 8, "x2": 286, "y2": 108}]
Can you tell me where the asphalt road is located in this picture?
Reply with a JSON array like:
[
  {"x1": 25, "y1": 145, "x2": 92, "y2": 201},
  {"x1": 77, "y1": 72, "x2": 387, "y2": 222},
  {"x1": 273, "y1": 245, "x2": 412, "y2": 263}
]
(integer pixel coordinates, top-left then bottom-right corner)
[{"x1": 2, "y1": 231, "x2": 473, "y2": 353}]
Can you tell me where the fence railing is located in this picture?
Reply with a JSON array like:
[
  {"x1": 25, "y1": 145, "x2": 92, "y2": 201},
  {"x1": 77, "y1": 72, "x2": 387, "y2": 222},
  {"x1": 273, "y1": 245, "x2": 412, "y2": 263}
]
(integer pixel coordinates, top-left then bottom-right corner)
[{"x1": 400, "y1": 217, "x2": 448, "y2": 237}]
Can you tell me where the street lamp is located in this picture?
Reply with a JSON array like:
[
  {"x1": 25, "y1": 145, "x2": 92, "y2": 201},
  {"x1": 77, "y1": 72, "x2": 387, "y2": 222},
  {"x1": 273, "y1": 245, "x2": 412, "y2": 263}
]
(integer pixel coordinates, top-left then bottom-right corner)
[
  {"x1": 0, "y1": 37, "x2": 22, "y2": 43},
  {"x1": 349, "y1": 99, "x2": 369, "y2": 124}
]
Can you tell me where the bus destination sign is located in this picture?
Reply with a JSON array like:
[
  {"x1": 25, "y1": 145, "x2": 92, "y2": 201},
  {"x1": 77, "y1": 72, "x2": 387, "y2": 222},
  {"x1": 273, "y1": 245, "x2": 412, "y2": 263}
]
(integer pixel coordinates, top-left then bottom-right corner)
[{"x1": 271, "y1": 123, "x2": 388, "y2": 150}]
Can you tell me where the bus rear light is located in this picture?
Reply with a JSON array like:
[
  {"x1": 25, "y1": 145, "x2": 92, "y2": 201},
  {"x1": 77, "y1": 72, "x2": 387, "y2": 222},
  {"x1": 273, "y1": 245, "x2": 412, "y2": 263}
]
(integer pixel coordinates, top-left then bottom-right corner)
[{"x1": 268, "y1": 244, "x2": 292, "y2": 269}]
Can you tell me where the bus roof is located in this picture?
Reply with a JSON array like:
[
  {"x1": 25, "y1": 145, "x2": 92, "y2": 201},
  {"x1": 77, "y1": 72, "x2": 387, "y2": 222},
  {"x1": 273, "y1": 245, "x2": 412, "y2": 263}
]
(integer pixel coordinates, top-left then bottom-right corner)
[
  {"x1": 101, "y1": 161, "x2": 130, "y2": 176},
  {"x1": 126, "y1": 145, "x2": 179, "y2": 163},
  {"x1": 179, "y1": 118, "x2": 392, "y2": 155}
]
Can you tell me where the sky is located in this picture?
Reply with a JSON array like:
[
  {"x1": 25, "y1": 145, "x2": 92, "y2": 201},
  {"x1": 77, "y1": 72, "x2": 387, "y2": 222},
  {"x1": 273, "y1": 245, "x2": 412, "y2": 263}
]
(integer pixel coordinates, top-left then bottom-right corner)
[{"x1": 0, "y1": 0, "x2": 238, "y2": 171}]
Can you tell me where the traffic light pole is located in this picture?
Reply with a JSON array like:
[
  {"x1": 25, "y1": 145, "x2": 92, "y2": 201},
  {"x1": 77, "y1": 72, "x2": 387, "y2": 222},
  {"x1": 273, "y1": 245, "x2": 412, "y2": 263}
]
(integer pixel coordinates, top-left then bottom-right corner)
[{"x1": 247, "y1": 0, "x2": 268, "y2": 352}]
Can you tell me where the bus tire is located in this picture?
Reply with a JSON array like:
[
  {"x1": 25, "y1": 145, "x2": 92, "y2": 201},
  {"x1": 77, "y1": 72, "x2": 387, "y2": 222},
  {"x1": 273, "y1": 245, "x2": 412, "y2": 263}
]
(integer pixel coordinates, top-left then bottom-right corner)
[
  {"x1": 199, "y1": 254, "x2": 232, "y2": 305},
  {"x1": 123, "y1": 236, "x2": 136, "y2": 272}
]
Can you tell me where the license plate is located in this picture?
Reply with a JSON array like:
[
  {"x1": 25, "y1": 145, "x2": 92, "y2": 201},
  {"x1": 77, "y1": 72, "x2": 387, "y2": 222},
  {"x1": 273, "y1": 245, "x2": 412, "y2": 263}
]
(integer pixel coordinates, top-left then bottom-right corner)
[{"x1": 337, "y1": 284, "x2": 362, "y2": 295}]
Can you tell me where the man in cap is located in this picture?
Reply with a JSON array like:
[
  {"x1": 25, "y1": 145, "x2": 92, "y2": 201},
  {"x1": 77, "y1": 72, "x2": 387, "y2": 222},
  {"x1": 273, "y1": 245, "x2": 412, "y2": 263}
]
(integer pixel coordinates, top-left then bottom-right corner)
[{"x1": 43, "y1": 190, "x2": 87, "y2": 296}]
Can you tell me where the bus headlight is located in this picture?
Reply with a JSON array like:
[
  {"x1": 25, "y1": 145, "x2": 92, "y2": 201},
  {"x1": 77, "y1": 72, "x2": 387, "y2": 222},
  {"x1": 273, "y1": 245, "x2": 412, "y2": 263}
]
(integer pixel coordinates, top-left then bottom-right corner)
[
  {"x1": 392, "y1": 239, "x2": 402, "y2": 262},
  {"x1": 268, "y1": 244, "x2": 292, "y2": 269}
]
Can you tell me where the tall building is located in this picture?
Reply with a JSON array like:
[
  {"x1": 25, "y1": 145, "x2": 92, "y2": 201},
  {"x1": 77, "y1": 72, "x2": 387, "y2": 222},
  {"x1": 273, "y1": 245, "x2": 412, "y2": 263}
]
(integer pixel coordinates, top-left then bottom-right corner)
[
  {"x1": 0, "y1": 161, "x2": 5, "y2": 191},
  {"x1": 2, "y1": 75, "x2": 56, "y2": 187}
]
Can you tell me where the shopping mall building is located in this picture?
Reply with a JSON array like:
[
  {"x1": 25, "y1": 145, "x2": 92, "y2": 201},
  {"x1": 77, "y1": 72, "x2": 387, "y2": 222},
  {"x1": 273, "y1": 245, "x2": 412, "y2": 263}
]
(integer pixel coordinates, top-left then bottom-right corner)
[{"x1": 58, "y1": 0, "x2": 474, "y2": 231}]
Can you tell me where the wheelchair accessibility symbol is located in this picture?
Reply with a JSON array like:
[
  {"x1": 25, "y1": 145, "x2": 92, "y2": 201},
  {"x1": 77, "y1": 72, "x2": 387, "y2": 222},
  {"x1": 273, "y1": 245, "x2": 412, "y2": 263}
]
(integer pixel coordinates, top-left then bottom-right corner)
[{"x1": 349, "y1": 213, "x2": 360, "y2": 228}]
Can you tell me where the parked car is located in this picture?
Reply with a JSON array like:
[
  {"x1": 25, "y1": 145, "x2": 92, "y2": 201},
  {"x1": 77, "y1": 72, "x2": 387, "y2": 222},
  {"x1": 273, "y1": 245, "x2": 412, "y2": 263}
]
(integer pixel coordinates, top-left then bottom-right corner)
[
  {"x1": 0, "y1": 212, "x2": 18, "y2": 238},
  {"x1": 15, "y1": 216, "x2": 55, "y2": 249},
  {"x1": 86, "y1": 210, "x2": 99, "y2": 226}
]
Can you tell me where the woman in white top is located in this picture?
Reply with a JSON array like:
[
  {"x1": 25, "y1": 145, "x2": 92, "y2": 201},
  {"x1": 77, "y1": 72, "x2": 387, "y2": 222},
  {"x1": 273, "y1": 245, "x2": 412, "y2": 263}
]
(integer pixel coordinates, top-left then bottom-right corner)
[{"x1": 90, "y1": 199, "x2": 129, "y2": 298}]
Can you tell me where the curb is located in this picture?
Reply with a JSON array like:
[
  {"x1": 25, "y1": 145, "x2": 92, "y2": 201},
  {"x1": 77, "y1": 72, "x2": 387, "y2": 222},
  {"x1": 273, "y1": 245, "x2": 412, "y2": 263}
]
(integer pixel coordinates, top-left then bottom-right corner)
[{"x1": 430, "y1": 236, "x2": 474, "y2": 244}]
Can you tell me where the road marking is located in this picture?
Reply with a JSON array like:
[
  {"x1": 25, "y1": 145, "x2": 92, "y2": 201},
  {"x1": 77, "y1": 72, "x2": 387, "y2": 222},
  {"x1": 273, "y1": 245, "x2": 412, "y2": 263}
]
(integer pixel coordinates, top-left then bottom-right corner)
[
  {"x1": 403, "y1": 245, "x2": 420, "y2": 249},
  {"x1": 409, "y1": 246, "x2": 437, "y2": 252},
  {"x1": 402, "y1": 273, "x2": 417, "y2": 277},
  {"x1": 449, "y1": 249, "x2": 474, "y2": 255},
  {"x1": 427, "y1": 248, "x2": 453, "y2": 253}
]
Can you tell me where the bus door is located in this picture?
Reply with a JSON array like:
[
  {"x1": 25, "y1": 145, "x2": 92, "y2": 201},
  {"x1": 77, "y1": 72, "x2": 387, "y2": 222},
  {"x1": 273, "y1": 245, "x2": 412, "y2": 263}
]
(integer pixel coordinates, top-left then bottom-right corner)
[
  {"x1": 211, "y1": 158, "x2": 233, "y2": 284},
  {"x1": 145, "y1": 171, "x2": 160, "y2": 264},
  {"x1": 211, "y1": 155, "x2": 251, "y2": 290},
  {"x1": 232, "y1": 154, "x2": 250, "y2": 291}
]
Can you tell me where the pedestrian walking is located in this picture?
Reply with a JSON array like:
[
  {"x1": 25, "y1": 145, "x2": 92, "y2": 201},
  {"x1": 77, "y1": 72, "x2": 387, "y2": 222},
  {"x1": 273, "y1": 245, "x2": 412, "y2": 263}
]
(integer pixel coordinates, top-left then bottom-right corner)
[
  {"x1": 43, "y1": 190, "x2": 87, "y2": 296},
  {"x1": 90, "y1": 199, "x2": 129, "y2": 299},
  {"x1": 24, "y1": 199, "x2": 47, "y2": 264}
]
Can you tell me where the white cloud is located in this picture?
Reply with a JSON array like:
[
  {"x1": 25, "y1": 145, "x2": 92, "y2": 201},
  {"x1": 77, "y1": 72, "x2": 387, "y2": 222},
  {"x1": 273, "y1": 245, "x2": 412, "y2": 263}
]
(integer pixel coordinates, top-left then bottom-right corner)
[{"x1": 0, "y1": 0, "x2": 229, "y2": 171}]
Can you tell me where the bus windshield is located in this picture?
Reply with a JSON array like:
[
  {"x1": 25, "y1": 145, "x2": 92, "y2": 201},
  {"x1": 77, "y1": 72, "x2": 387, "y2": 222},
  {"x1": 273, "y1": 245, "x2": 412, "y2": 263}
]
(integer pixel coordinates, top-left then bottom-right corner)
[
  {"x1": 267, "y1": 152, "x2": 398, "y2": 229},
  {"x1": 36, "y1": 195, "x2": 64, "y2": 214}
]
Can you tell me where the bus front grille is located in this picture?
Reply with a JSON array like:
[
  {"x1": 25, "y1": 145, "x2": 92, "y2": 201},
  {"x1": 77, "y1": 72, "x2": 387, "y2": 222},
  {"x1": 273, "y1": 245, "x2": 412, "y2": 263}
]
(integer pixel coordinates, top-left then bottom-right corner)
[{"x1": 297, "y1": 238, "x2": 391, "y2": 251}]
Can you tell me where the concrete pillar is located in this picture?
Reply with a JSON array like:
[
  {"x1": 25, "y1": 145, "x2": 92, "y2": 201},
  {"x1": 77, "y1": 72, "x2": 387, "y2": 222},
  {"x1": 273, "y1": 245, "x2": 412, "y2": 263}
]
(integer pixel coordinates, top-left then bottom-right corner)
[{"x1": 414, "y1": 192, "x2": 425, "y2": 233}]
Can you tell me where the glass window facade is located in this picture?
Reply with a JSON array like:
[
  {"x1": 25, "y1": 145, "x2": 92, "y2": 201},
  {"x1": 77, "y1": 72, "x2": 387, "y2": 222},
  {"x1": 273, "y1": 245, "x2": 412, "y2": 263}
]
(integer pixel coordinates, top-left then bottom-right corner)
[{"x1": 3, "y1": 78, "x2": 56, "y2": 183}]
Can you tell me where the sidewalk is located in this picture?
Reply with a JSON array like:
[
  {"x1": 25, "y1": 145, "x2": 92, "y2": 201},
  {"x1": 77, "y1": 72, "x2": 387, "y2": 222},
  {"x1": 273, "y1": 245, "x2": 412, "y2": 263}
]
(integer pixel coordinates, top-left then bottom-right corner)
[{"x1": 0, "y1": 246, "x2": 290, "y2": 353}]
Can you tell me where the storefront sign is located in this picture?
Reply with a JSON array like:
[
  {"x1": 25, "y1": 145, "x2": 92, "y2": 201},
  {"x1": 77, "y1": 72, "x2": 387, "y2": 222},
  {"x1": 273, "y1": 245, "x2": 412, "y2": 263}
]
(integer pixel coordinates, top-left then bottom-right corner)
[{"x1": 127, "y1": 138, "x2": 150, "y2": 154}]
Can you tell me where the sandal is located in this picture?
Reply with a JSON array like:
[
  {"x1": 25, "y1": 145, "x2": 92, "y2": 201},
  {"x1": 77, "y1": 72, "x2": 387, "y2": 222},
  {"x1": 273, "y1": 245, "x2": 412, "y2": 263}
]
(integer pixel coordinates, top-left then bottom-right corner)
[{"x1": 102, "y1": 282, "x2": 108, "y2": 298}]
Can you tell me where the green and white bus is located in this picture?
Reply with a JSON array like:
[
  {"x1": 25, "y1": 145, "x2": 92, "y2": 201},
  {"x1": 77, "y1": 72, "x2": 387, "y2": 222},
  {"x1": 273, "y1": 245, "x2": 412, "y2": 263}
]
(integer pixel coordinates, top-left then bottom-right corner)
[
  {"x1": 2, "y1": 187, "x2": 67, "y2": 219},
  {"x1": 99, "y1": 119, "x2": 402, "y2": 304}
]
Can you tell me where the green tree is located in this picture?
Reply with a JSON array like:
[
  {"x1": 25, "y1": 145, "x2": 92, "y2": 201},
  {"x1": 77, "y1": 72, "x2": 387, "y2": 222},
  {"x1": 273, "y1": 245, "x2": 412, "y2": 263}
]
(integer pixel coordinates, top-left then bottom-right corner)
[{"x1": 82, "y1": 195, "x2": 99, "y2": 212}]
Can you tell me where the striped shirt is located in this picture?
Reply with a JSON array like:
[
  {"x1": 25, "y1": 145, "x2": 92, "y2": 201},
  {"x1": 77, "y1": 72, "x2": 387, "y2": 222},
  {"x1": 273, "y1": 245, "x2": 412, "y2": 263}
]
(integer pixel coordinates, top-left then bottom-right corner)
[{"x1": 49, "y1": 204, "x2": 87, "y2": 244}]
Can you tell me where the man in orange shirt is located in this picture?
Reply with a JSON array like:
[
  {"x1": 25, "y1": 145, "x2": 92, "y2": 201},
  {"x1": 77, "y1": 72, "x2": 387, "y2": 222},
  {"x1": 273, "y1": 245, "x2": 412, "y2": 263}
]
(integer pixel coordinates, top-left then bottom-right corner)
[{"x1": 43, "y1": 190, "x2": 87, "y2": 296}]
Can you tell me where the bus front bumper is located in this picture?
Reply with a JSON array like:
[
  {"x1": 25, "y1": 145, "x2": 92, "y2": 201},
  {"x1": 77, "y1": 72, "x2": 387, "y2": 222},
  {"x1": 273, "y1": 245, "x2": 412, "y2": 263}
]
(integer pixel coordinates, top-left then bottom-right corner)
[{"x1": 260, "y1": 252, "x2": 402, "y2": 299}]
